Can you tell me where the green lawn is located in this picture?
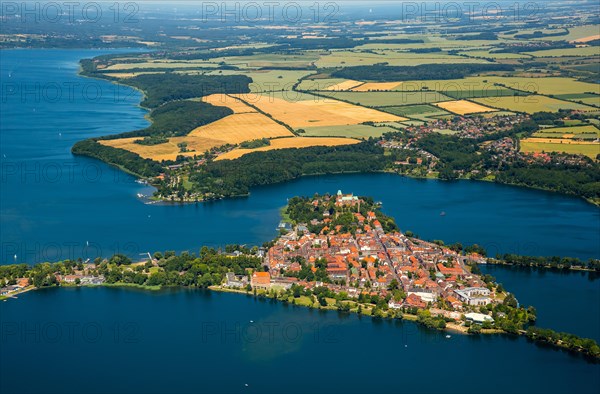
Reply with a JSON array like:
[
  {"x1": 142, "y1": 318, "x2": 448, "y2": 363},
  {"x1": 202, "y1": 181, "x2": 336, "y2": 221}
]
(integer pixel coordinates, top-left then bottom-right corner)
[
  {"x1": 301, "y1": 124, "x2": 398, "y2": 138},
  {"x1": 534, "y1": 125, "x2": 599, "y2": 137},
  {"x1": 316, "y1": 91, "x2": 453, "y2": 107},
  {"x1": 472, "y1": 95, "x2": 597, "y2": 114}
]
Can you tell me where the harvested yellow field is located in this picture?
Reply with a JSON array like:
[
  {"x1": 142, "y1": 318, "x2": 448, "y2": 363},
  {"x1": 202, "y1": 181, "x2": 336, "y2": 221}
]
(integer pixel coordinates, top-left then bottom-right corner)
[
  {"x1": 434, "y1": 100, "x2": 496, "y2": 115},
  {"x1": 100, "y1": 110, "x2": 294, "y2": 161},
  {"x1": 100, "y1": 136, "x2": 224, "y2": 162},
  {"x1": 201, "y1": 94, "x2": 256, "y2": 114},
  {"x1": 324, "y1": 80, "x2": 364, "y2": 91},
  {"x1": 216, "y1": 137, "x2": 360, "y2": 160},
  {"x1": 573, "y1": 34, "x2": 600, "y2": 43},
  {"x1": 231, "y1": 94, "x2": 406, "y2": 128},
  {"x1": 187, "y1": 112, "x2": 293, "y2": 141},
  {"x1": 351, "y1": 82, "x2": 403, "y2": 92}
]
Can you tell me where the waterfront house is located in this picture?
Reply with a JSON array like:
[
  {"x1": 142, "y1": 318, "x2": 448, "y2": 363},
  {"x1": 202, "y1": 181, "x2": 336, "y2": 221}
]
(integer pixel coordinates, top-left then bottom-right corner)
[
  {"x1": 404, "y1": 293, "x2": 427, "y2": 309},
  {"x1": 251, "y1": 272, "x2": 271, "y2": 290}
]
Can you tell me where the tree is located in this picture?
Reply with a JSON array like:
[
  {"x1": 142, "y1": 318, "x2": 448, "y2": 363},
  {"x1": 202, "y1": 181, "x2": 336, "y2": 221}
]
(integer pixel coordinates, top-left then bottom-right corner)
[
  {"x1": 503, "y1": 293, "x2": 518, "y2": 308},
  {"x1": 109, "y1": 254, "x2": 132, "y2": 266}
]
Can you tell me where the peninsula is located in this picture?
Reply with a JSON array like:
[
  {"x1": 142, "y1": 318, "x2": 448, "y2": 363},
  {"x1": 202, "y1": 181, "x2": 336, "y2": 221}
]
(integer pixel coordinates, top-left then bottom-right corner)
[{"x1": 1, "y1": 192, "x2": 599, "y2": 360}]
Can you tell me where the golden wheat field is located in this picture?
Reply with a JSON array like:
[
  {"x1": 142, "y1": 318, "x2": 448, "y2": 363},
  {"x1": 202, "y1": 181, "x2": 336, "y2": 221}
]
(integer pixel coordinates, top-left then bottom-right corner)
[
  {"x1": 100, "y1": 109, "x2": 294, "y2": 161},
  {"x1": 230, "y1": 94, "x2": 406, "y2": 128},
  {"x1": 187, "y1": 112, "x2": 293, "y2": 140},
  {"x1": 201, "y1": 94, "x2": 256, "y2": 113},
  {"x1": 324, "y1": 80, "x2": 364, "y2": 91},
  {"x1": 216, "y1": 137, "x2": 360, "y2": 160},
  {"x1": 351, "y1": 82, "x2": 403, "y2": 92},
  {"x1": 100, "y1": 136, "x2": 223, "y2": 162},
  {"x1": 434, "y1": 100, "x2": 496, "y2": 115}
]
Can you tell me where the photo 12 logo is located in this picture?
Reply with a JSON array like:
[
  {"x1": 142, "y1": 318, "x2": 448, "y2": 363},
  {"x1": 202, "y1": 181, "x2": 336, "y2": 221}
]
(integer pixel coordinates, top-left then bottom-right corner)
[
  {"x1": 198, "y1": 1, "x2": 339, "y2": 23},
  {"x1": 0, "y1": 2, "x2": 139, "y2": 24},
  {"x1": 1, "y1": 241, "x2": 141, "y2": 265},
  {"x1": 399, "y1": 1, "x2": 542, "y2": 23},
  {"x1": 200, "y1": 320, "x2": 340, "y2": 344},
  {"x1": 1, "y1": 321, "x2": 141, "y2": 344},
  {"x1": 1, "y1": 81, "x2": 138, "y2": 104}
]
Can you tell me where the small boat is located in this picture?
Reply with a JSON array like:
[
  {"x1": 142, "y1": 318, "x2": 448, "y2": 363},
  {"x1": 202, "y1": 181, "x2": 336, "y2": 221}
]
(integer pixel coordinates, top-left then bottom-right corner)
[
  {"x1": 249, "y1": 320, "x2": 254, "y2": 323},
  {"x1": 445, "y1": 334, "x2": 451, "y2": 339}
]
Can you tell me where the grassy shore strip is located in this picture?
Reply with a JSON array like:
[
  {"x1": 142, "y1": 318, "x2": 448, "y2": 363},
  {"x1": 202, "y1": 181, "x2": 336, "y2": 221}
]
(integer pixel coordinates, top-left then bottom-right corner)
[
  {"x1": 208, "y1": 285, "x2": 599, "y2": 359},
  {"x1": 482, "y1": 259, "x2": 597, "y2": 272},
  {"x1": 98, "y1": 282, "x2": 163, "y2": 291},
  {"x1": 4, "y1": 283, "x2": 598, "y2": 358},
  {"x1": 211, "y1": 285, "x2": 473, "y2": 336}
]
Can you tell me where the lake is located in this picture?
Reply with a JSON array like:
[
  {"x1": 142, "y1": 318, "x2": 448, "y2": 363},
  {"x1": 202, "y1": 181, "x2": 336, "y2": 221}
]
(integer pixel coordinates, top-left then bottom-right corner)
[
  {"x1": 0, "y1": 49, "x2": 599, "y2": 394},
  {"x1": 1, "y1": 287, "x2": 599, "y2": 394},
  {"x1": 1, "y1": 50, "x2": 599, "y2": 264}
]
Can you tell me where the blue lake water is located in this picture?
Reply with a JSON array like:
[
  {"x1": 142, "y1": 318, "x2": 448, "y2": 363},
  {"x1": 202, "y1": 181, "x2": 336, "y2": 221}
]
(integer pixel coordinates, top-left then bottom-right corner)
[
  {"x1": 1, "y1": 49, "x2": 599, "y2": 393},
  {"x1": 1, "y1": 49, "x2": 599, "y2": 264},
  {"x1": 1, "y1": 287, "x2": 599, "y2": 394}
]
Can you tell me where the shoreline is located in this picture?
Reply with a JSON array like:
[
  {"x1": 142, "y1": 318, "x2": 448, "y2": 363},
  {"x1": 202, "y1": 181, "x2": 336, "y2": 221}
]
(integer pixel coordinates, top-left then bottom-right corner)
[
  {"x1": 70, "y1": 55, "x2": 600, "y2": 208},
  {"x1": 3, "y1": 282, "x2": 598, "y2": 360},
  {"x1": 482, "y1": 259, "x2": 598, "y2": 273}
]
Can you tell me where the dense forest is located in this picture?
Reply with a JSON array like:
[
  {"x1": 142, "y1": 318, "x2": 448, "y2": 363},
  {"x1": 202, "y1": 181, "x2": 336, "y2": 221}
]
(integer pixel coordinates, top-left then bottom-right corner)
[
  {"x1": 186, "y1": 142, "x2": 391, "y2": 198},
  {"x1": 498, "y1": 254, "x2": 600, "y2": 271},
  {"x1": 496, "y1": 164, "x2": 600, "y2": 200},
  {"x1": 120, "y1": 73, "x2": 252, "y2": 108},
  {"x1": 331, "y1": 63, "x2": 515, "y2": 81},
  {"x1": 71, "y1": 140, "x2": 163, "y2": 177}
]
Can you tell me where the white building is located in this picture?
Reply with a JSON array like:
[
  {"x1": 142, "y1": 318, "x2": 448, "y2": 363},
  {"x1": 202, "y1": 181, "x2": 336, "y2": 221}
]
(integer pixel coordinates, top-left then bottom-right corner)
[
  {"x1": 454, "y1": 287, "x2": 491, "y2": 306},
  {"x1": 465, "y1": 312, "x2": 494, "y2": 324}
]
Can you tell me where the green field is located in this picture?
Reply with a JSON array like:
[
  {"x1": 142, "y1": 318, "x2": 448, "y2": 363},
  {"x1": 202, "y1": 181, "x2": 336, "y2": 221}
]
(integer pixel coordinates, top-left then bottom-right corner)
[
  {"x1": 526, "y1": 46, "x2": 600, "y2": 57},
  {"x1": 301, "y1": 124, "x2": 398, "y2": 138},
  {"x1": 458, "y1": 50, "x2": 531, "y2": 59},
  {"x1": 221, "y1": 53, "x2": 320, "y2": 69},
  {"x1": 443, "y1": 87, "x2": 524, "y2": 100},
  {"x1": 563, "y1": 25, "x2": 600, "y2": 41},
  {"x1": 206, "y1": 69, "x2": 315, "y2": 92},
  {"x1": 520, "y1": 140, "x2": 599, "y2": 159},
  {"x1": 555, "y1": 93, "x2": 600, "y2": 100},
  {"x1": 472, "y1": 95, "x2": 597, "y2": 114},
  {"x1": 315, "y1": 91, "x2": 453, "y2": 107},
  {"x1": 315, "y1": 50, "x2": 491, "y2": 68},
  {"x1": 533, "y1": 125, "x2": 600, "y2": 139},
  {"x1": 578, "y1": 97, "x2": 600, "y2": 107},
  {"x1": 380, "y1": 105, "x2": 451, "y2": 120}
]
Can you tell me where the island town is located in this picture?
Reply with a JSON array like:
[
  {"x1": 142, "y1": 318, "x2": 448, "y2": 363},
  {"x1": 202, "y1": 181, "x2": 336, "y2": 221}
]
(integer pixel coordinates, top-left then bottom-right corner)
[{"x1": 1, "y1": 191, "x2": 599, "y2": 358}]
